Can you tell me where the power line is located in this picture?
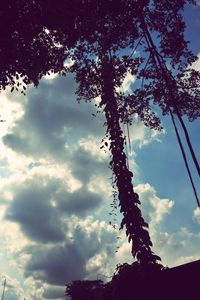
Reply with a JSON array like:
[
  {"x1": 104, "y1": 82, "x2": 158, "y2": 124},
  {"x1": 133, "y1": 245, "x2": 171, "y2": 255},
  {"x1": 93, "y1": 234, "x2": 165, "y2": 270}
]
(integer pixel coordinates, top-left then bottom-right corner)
[{"x1": 170, "y1": 110, "x2": 200, "y2": 207}]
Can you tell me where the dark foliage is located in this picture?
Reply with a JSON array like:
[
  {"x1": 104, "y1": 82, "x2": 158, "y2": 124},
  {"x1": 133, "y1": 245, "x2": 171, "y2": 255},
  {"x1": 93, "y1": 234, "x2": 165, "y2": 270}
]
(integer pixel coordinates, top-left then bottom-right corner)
[
  {"x1": 0, "y1": 0, "x2": 66, "y2": 90},
  {"x1": 66, "y1": 260, "x2": 200, "y2": 300},
  {"x1": 66, "y1": 262, "x2": 165, "y2": 300},
  {"x1": 66, "y1": 280, "x2": 104, "y2": 300}
]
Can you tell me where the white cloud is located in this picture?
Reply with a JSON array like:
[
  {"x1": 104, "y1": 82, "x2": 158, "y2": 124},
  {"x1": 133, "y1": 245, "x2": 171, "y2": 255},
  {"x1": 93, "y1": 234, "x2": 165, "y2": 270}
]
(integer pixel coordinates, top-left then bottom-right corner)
[
  {"x1": 119, "y1": 71, "x2": 136, "y2": 93},
  {"x1": 191, "y1": 53, "x2": 200, "y2": 70},
  {"x1": 135, "y1": 183, "x2": 174, "y2": 228},
  {"x1": 0, "y1": 95, "x2": 24, "y2": 138},
  {"x1": 152, "y1": 228, "x2": 200, "y2": 267},
  {"x1": 78, "y1": 136, "x2": 109, "y2": 162},
  {"x1": 127, "y1": 119, "x2": 164, "y2": 148},
  {"x1": 24, "y1": 277, "x2": 45, "y2": 300},
  {"x1": 88, "y1": 175, "x2": 112, "y2": 197},
  {"x1": 0, "y1": 275, "x2": 25, "y2": 300},
  {"x1": 115, "y1": 235, "x2": 133, "y2": 265},
  {"x1": 43, "y1": 73, "x2": 59, "y2": 81},
  {"x1": 193, "y1": 207, "x2": 200, "y2": 224}
]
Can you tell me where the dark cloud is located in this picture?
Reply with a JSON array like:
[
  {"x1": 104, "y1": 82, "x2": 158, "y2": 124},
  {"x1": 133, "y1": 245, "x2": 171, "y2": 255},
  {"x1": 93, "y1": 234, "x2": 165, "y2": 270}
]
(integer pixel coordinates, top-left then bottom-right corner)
[
  {"x1": 2, "y1": 72, "x2": 111, "y2": 244},
  {"x1": 68, "y1": 147, "x2": 108, "y2": 184},
  {"x1": 24, "y1": 222, "x2": 115, "y2": 286},
  {"x1": 1, "y1": 74, "x2": 116, "y2": 298},
  {"x1": 25, "y1": 243, "x2": 86, "y2": 285},
  {"x1": 5, "y1": 180, "x2": 66, "y2": 243},
  {"x1": 4, "y1": 172, "x2": 105, "y2": 244},
  {"x1": 57, "y1": 187, "x2": 102, "y2": 216},
  {"x1": 3, "y1": 75, "x2": 105, "y2": 160}
]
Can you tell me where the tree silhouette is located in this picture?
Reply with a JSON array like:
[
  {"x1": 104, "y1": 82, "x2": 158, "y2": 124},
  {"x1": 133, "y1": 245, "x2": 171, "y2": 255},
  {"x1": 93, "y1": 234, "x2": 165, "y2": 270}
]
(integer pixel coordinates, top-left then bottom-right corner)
[
  {"x1": 0, "y1": 0, "x2": 200, "y2": 265},
  {"x1": 40, "y1": 0, "x2": 200, "y2": 263},
  {"x1": 66, "y1": 280, "x2": 104, "y2": 300}
]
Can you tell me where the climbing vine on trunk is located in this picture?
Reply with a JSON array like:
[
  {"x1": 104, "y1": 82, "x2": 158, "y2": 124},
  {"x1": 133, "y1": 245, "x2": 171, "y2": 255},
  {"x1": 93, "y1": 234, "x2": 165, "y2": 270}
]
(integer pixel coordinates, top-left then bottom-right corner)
[{"x1": 100, "y1": 55, "x2": 160, "y2": 263}]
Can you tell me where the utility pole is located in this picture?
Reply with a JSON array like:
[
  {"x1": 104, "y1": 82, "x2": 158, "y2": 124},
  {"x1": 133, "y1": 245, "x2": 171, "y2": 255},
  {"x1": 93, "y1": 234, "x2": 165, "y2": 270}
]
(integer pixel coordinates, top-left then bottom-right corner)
[{"x1": 1, "y1": 277, "x2": 6, "y2": 300}]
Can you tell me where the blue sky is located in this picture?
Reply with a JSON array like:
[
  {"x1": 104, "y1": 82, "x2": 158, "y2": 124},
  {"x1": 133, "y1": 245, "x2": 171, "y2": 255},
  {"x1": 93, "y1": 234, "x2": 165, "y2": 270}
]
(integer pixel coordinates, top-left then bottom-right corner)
[{"x1": 0, "y1": 3, "x2": 200, "y2": 300}]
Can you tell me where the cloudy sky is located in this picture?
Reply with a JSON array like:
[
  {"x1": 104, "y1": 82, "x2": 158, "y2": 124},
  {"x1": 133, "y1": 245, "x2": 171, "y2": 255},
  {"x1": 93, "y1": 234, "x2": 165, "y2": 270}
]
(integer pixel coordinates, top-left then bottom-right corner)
[{"x1": 0, "y1": 4, "x2": 200, "y2": 300}]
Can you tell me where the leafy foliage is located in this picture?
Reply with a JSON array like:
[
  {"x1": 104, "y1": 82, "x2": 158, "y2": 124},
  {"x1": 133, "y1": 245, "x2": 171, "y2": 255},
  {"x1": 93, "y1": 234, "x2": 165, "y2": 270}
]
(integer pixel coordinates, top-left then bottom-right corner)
[
  {"x1": 65, "y1": 262, "x2": 165, "y2": 300},
  {"x1": 66, "y1": 280, "x2": 104, "y2": 300},
  {"x1": 0, "y1": 0, "x2": 66, "y2": 91}
]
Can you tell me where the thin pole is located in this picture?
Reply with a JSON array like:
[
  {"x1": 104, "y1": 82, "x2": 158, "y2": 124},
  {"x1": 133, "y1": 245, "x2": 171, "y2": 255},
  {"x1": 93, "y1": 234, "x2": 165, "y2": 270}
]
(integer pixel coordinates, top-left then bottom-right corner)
[{"x1": 1, "y1": 278, "x2": 6, "y2": 300}]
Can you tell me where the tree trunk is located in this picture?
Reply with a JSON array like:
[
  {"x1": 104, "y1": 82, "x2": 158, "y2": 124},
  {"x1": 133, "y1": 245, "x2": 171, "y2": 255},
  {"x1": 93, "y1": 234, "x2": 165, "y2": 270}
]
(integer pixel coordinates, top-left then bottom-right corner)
[{"x1": 100, "y1": 55, "x2": 160, "y2": 264}]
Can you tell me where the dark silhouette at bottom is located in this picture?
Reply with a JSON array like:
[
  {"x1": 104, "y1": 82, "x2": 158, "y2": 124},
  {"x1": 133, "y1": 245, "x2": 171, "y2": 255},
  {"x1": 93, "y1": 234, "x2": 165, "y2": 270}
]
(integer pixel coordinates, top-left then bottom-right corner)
[{"x1": 66, "y1": 260, "x2": 200, "y2": 300}]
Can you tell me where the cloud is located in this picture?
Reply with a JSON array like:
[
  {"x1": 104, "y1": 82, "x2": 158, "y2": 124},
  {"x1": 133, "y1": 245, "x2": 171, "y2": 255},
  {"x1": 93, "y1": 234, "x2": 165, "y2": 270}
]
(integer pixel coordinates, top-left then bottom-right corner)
[
  {"x1": 3, "y1": 75, "x2": 105, "y2": 161},
  {"x1": 193, "y1": 207, "x2": 200, "y2": 224},
  {"x1": 42, "y1": 285, "x2": 65, "y2": 299},
  {"x1": 127, "y1": 119, "x2": 164, "y2": 149},
  {"x1": 24, "y1": 243, "x2": 86, "y2": 285},
  {"x1": 57, "y1": 187, "x2": 103, "y2": 215},
  {"x1": 5, "y1": 179, "x2": 66, "y2": 243},
  {"x1": 0, "y1": 275, "x2": 25, "y2": 300},
  {"x1": 135, "y1": 183, "x2": 174, "y2": 227},
  {"x1": 0, "y1": 95, "x2": 24, "y2": 138},
  {"x1": 24, "y1": 277, "x2": 46, "y2": 300},
  {"x1": 152, "y1": 227, "x2": 200, "y2": 267},
  {"x1": 112, "y1": 185, "x2": 200, "y2": 269},
  {"x1": 3, "y1": 169, "x2": 105, "y2": 243},
  {"x1": 68, "y1": 145, "x2": 108, "y2": 184},
  {"x1": 22, "y1": 217, "x2": 116, "y2": 286},
  {"x1": 116, "y1": 71, "x2": 136, "y2": 94},
  {"x1": 129, "y1": 187, "x2": 200, "y2": 268},
  {"x1": 110, "y1": 183, "x2": 175, "y2": 267},
  {"x1": 78, "y1": 136, "x2": 109, "y2": 162},
  {"x1": 192, "y1": 54, "x2": 200, "y2": 70},
  {"x1": 0, "y1": 75, "x2": 118, "y2": 298}
]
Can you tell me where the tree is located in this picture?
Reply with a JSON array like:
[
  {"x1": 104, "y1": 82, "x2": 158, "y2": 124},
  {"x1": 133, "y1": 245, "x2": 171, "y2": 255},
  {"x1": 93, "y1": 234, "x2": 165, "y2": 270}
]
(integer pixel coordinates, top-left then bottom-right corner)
[{"x1": 0, "y1": 0, "x2": 199, "y2": 264}]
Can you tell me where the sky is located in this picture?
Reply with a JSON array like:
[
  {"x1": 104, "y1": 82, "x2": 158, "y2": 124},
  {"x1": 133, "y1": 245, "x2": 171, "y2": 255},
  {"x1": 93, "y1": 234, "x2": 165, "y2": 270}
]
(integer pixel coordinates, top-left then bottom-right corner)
[{"x1": 0, "y1": 3, "x2": 200, "y2": 300}]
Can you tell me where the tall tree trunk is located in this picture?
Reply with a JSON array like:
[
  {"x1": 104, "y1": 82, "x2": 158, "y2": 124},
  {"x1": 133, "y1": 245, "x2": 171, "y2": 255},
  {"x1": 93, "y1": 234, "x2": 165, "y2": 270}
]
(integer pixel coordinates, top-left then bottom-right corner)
[{"x1": 100, "y1": 55, "x2": 161, "y2": 264}]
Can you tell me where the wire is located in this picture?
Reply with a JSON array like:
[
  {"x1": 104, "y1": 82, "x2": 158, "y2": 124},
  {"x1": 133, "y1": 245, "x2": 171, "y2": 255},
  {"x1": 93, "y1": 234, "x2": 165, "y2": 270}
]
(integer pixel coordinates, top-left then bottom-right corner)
[
  {"x1": 175, "y1": 110, "x2": 200, "y2": 177},
  {"x1": 143, "y1": 23, "x2": 200, "y2": 178},
  {"x1": 122, "y1": 123, "x2": 130, "y2": 169},
  {"x1": 126, "y1": 123, "x2": 132, "y2": 156},
  {"x1": 129, "y1": 35, "x2": 144, "y2": 58},
  {"x1": 141, "y1": 19, "x2": 200, "y2": 206},
  {"x1": 170, "y1": 110, "x2": 200, "y2": 207}
]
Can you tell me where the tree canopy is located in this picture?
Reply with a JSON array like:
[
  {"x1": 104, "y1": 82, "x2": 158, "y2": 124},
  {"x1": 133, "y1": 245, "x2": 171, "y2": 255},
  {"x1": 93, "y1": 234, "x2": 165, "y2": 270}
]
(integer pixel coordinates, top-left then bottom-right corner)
[{"x1": 1, "y1": 0, "x2": 200, "y2": 124}]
